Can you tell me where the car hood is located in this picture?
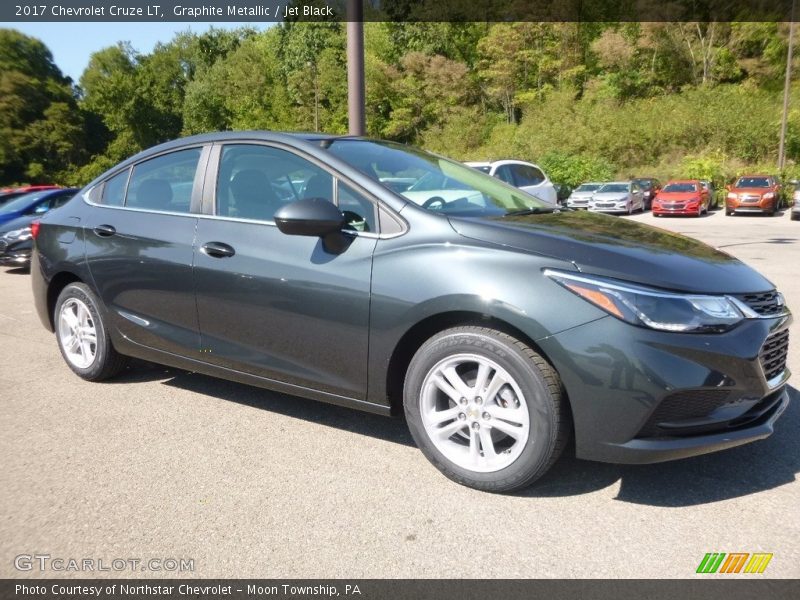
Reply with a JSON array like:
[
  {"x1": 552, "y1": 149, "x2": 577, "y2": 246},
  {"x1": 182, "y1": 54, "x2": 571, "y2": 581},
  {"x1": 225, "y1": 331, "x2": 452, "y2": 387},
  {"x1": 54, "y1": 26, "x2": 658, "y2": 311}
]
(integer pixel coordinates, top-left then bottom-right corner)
[
  {"x1": 592, "y1": 192, "x2": 628, "y2": 201},
  {"x1": 569, "y1": 191, "x2": 594, "y2": 199},
  {"x1": 449, "y1": 210, "x2": 773, "y2": 294},
  {"x1": 731, "y1": 187, "x2": 773, "y2": 195},
  {"x1": 655, "y1": 192, "x2": 700, "y2": 201},
  {"x1": 0, "y1": 214, "x2": 35, "y2": 235}
]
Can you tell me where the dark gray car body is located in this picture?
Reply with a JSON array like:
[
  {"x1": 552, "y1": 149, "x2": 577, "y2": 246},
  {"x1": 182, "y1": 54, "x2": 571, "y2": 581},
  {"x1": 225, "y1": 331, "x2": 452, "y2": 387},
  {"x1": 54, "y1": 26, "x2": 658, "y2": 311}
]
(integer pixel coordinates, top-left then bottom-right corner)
[{"x1": 31, "y1": 132, "x2": 792, "y2": 464}]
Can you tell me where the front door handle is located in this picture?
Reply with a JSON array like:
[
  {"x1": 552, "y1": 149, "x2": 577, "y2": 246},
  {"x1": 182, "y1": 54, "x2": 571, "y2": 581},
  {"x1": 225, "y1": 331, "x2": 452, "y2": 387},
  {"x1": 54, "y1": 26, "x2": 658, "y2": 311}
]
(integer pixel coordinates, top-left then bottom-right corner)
[
  {"x1": 93, "y1": 224, "x2": 116, "y2": 237},
  {"x1": 202, "y1": 241, "x2": 236, "y2": 258}
]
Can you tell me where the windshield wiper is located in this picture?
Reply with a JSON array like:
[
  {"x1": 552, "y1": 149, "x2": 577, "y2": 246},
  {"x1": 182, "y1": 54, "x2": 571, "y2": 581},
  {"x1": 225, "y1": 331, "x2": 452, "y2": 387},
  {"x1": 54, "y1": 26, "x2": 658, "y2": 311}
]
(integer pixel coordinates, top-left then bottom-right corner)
[{"x1": 504, "y1": 206, "x2": 562, "y2": 216}]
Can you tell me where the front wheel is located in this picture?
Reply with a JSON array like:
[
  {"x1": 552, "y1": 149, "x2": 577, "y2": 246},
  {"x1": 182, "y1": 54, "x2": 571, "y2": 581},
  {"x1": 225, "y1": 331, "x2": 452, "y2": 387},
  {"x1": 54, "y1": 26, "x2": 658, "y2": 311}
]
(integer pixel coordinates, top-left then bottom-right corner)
[
  {"x1": 55, "y1": 283, "x2": 128, "y2": 381},
  {"x1": 404, "y1": 327, "x2": 569, "y2": 492}
]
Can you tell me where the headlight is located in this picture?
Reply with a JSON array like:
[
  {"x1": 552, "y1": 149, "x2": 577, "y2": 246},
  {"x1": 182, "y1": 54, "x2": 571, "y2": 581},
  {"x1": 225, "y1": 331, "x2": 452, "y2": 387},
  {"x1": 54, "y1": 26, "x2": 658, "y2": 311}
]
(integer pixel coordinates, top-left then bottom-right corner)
[
  {"x1": 545, "y1": 270, "x2": 746, "y2": 333},
  {"x1": 2, "y1": 227, "x2": 31, "y2": 241},
  {"x1": 727, "y1": 192, "x2": 738, "y2": 199},
  {"x1": 763, "y1": 192, "x2": 775, "y2": 199}
]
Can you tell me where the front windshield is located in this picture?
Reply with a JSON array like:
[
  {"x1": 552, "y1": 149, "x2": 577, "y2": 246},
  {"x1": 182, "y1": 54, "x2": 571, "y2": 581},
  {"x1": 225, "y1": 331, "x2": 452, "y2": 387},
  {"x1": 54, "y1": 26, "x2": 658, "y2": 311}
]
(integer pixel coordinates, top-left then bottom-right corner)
[
  {"x1": 662, "y1": 183, "x2": 697, "y2": 193},
  {"x1": 322, "y1": 140, "x2": 548, "y2": 216},
  {"x1": 575, "y1": 183, "x2": 602, "y2": 192},
  {"x1": 633, "y1": 179, "x2": 652, "y2": 189},
  {"x1": 735, "y1": 177, "x2": 770, "y2": 188},
  {"x1": 0, "y1": 191, "x2": 49, "y2": 215},
  {"x1": 597, "y1": 183, "x2": 629, "y2": 193}
]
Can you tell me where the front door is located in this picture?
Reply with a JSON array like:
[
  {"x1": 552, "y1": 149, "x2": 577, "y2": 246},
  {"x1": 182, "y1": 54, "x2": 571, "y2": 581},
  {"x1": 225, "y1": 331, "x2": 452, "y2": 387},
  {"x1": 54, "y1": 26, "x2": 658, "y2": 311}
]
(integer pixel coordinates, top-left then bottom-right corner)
[{"x1": 193, "y1": 143, "x2": 378, "y2": 399}]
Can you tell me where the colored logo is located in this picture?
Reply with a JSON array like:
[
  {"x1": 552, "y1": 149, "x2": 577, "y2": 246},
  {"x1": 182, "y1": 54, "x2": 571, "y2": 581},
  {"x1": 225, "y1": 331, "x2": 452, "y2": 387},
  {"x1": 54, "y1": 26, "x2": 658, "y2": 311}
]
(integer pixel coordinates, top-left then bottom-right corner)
[{"x1": 696, "y1": 552, "x2": 773, "y2": 574}]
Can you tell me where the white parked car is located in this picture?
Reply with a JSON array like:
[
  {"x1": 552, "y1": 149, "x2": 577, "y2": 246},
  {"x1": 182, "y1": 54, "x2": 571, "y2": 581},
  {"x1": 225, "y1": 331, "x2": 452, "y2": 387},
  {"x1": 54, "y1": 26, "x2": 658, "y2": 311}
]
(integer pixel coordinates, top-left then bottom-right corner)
[
  {"x1": 466, "y1": 160, "x2": 558, "y2": 205},
  {"x1": 567, "y1": 182, "x2": 605, "y2": 209}
]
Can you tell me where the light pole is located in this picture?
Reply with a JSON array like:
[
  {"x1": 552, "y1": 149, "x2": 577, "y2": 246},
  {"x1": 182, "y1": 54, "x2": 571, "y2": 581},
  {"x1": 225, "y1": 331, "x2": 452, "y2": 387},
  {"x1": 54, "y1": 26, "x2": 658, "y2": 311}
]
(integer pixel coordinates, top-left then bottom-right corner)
[
  {"x1": 779, "y1": 0, "x2": 796, "y2": 171},
  {"x1": 346, "y1": 0, "x2": 366, "y2": 136}
]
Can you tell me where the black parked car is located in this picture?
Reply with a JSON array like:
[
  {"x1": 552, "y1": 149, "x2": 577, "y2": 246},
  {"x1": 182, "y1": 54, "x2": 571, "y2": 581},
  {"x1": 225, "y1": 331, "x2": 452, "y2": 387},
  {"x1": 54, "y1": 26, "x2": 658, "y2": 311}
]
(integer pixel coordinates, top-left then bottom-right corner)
[
  {"x1": 0, "y1": 188, "x2": 78, "y2": 269},
  {"x1": 31, "y1": 132, "x2": 791, "y2": 492},
  {"x1": 632, "y1": 177, "x2": 661, "y2": 210}
]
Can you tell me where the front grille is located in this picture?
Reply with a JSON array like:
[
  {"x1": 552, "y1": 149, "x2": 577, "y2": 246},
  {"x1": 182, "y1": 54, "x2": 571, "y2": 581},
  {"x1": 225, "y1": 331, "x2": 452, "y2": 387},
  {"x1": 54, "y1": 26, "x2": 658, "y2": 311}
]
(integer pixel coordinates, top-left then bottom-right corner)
[
  {"x1": 662, "y1": 203, "x2": 685, "y2": 209},
  {"x1": 595, "y1": 203, "x2": 614, "y2": 208},
  {"x1": 736, "y1": 290, "x2": 784, "y2": 316},
  {"x1": 741, "y1": 195, "x2": 760, "y2": 203},
  {"x1": 760, "y1": 329, "x2": 789, "y2": 382},
  {"x1": 638, "y1": 390, "x2": 731, "y2": 437}
]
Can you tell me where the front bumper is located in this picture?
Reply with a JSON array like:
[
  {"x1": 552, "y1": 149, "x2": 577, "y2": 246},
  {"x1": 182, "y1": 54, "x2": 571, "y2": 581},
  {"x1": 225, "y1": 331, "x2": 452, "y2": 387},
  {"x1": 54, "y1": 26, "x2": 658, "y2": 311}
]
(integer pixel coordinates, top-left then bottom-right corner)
[
  {"x1": 537, "y1": 313, "x2": 792, "y2": 464},
  {"x1": 653, "y1": 204, "x2": 701, "y2": 216},
  {"x1": 589, "y1": 205, "x2": 629, "y2": 214},
  {"x1": 0, "y1": 241, "x2": 31, "y2": 267},
  {"x1": 728, "y1": 199, "x2": 775, "y2": 213}
]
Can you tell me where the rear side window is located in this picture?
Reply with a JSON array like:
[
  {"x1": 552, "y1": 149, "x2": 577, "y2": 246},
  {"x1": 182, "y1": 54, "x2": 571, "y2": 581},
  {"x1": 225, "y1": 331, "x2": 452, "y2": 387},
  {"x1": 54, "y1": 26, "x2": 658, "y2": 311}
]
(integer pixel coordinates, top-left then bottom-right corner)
[
  {"x1": 102, "y1": 169, "x2": 129, "y2": 206},
  {"x1": 126, "y1": 148, "x2": 200, "y2": 213}
]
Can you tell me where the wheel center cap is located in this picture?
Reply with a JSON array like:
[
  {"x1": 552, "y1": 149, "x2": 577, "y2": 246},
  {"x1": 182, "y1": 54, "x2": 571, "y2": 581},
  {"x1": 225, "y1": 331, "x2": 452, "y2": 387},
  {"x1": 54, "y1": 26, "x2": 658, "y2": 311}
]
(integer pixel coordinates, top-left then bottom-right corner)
[{"x1": 467, "y1": 406, "x2": 480, "y2": 420}]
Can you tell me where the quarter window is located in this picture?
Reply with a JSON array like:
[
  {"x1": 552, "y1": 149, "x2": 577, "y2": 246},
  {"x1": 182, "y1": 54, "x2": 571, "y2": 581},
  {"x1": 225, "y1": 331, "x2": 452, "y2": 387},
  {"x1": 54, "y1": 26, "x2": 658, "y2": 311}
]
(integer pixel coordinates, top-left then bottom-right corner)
[
  {"x1": 126, "y1": 148, "x2": 200, "y2": 213},
  {"x1": 102, "y1": 169, "x2": 129, "y2": 206}
]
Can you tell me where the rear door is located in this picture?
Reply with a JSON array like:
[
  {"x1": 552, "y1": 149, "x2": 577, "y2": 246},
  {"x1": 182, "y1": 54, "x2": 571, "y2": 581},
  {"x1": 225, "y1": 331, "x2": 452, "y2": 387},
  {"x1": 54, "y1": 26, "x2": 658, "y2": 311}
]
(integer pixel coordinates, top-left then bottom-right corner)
[
  {"x1": 84, "y1": 146, "x2": 207, "y2": 357},
  {"x1": 192, "y1": 142, "x2": 377, "y2": 399}
]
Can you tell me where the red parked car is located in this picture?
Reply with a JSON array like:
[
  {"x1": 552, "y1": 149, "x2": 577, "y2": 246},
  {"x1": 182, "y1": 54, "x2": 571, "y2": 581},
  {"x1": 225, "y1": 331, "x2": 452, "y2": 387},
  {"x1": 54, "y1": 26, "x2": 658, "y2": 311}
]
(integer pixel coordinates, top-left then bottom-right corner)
[
  {"x1": 725, "y1": 175, "x2": 781, "y2": 216},
  {"x1": 652, "y1": 180, "x2": 710, "y2": 217}
]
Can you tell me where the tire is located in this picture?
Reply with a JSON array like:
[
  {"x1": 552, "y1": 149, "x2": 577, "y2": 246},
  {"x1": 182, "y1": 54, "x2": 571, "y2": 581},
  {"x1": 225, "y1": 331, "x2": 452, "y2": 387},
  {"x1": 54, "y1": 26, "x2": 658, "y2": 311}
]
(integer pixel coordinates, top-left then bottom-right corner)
[
  {"x1": 54, "y1": 282, "x2": 128, "y2": 381},
  {"x1": 792, "y1": 212, "x2": 799, "y2": 221},
  {"x1": 726, "y1": 210, "x2": 734, "y2": 216},
  {"x1": 403, "y1": 327, "x2": 570, "y2": 492}
]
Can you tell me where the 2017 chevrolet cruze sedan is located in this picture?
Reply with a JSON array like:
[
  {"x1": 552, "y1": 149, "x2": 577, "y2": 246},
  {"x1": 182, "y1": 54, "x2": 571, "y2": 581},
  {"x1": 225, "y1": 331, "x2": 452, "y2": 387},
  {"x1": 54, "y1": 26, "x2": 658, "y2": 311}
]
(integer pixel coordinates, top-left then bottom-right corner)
[{"x1": 31, "y1": 132, "x2": 792, "y2": 492}]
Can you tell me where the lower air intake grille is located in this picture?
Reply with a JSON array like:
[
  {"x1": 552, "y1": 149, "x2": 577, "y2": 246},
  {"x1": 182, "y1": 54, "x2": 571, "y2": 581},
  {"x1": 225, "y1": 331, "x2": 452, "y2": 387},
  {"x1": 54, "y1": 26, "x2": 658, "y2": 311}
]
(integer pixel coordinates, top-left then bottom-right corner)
[
  {"x1": 638, "y1": 390, "x2": 732, "y2": 437},
  {"x1": 760, "y1": 329, "x2": 789, "y2": 382}
]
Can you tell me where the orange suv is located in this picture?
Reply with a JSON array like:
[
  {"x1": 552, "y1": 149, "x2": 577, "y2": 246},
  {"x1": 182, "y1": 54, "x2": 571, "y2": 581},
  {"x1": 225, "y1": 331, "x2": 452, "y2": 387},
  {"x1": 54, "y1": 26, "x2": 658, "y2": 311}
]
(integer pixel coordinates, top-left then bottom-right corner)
[{"x1": 726, "y1": 175, "x2": 781, "y2": 216}]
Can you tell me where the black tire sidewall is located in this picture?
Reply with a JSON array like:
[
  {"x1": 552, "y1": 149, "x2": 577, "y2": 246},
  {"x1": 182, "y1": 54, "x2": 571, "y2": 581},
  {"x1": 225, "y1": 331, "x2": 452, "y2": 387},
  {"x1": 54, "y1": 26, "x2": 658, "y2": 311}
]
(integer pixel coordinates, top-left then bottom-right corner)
[
  {"x1": 54, "y1": 283, "x2": 113, "y2": 380},
  {"x1": 404, "y1": 330, "x2": 560, "y2": 491}
]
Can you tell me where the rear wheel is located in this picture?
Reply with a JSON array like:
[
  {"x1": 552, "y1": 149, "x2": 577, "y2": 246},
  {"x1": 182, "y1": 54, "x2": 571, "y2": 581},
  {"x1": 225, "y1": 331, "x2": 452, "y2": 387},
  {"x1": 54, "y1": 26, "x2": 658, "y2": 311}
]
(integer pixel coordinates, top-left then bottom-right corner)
[
  {"x1": 404, "y1": 327, "x2": 569, "y2": 492},
  {"x1": 55, "y1": 283, "x2": 128, "y2": 381}
]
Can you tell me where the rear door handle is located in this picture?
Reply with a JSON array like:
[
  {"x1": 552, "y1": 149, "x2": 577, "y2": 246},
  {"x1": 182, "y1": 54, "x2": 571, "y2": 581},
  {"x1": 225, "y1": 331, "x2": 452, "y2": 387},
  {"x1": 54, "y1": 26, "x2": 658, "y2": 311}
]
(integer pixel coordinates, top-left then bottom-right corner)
[
  {"x1": 93, "y1": 224, "x2": 116, "y2": 237},
  {"x1": 202, "y1": 241, "x2": 236, "y2": 258}
]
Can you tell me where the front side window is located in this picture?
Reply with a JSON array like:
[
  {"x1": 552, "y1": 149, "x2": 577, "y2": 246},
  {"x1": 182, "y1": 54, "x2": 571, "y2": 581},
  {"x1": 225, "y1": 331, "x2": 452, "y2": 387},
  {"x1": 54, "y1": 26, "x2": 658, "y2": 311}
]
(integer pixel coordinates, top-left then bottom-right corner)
[
  {"x1": 338, "y1": 181, "x2": 377, "y2": 232},
  {"x1": 126, "y1": 148, "x2": 200, "y2": 213},
  {"x1": 514, "y1": 165, "x2": 545, "y2": 186},
  {"x1": 217, "y1": 144, "x2": 333, "y2": 222},
  {"x1": 322, "y1": 140, "x2": 548, "y2": 216}
]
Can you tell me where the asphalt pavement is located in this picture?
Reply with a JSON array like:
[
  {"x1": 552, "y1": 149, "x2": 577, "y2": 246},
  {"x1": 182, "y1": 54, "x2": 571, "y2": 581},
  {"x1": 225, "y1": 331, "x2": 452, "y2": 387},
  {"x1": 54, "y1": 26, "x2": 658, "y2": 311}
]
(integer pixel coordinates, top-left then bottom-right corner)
[{"x1": 0, "y1": 207, "x2": 798, "y2": 578}]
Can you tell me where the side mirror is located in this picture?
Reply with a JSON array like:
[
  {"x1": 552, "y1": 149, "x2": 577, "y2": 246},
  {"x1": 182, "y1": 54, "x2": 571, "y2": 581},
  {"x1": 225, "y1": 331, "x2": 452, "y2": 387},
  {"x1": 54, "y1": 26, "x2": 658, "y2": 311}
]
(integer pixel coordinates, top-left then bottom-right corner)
[{"x1": 274, "y1": 198, "x2": 345, "y2": 237}]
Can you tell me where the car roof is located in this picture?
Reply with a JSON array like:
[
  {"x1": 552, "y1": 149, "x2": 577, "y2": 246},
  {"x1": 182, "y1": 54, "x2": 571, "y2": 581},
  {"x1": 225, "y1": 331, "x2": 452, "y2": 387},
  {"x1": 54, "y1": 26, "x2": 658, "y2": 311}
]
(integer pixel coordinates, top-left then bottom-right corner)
[
  {"x1": 601, "y1": 181, "x2": 631, "y2": 185},
  {"x1": 664, "y1": 179, "x2": 700, "y2": 184}
]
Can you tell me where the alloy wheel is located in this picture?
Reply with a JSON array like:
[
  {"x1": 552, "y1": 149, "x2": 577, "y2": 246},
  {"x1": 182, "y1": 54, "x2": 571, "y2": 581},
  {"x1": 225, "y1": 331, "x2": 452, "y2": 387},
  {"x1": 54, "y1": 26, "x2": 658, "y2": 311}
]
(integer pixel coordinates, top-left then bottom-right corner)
[
  {"x1": 58, "y1": 298, "x2": 98, "y2": 369},
  {"x1": 419, "y1": 353, "x2": 531, "y2": 473}
]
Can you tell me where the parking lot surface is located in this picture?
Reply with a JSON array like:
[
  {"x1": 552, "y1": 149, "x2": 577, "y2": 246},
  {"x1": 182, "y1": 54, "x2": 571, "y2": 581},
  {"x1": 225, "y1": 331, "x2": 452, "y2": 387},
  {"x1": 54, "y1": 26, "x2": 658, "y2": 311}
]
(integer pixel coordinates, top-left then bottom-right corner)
[{"x1": 1, "y1": 208, "x2": 798, "y2": 578}]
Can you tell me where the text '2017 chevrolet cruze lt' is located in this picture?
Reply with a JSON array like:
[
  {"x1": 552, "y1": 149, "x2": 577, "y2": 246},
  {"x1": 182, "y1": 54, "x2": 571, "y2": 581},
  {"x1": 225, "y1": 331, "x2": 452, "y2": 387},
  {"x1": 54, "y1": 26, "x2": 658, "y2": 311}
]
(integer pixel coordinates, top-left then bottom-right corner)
[{"x1": 31, "y1": 132, "x2": 792, "y2": 492}]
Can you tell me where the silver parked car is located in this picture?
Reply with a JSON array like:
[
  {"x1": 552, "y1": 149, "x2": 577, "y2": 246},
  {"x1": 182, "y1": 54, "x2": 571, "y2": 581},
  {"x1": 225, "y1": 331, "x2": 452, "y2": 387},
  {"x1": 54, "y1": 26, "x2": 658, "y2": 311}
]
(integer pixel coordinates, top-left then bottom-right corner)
[
  {"x1": 566, "y1": 182, "x2": 605, "y2": 209},
  {"x1": 589, "y1": 181, "x2": 645, "y2": 215}
]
